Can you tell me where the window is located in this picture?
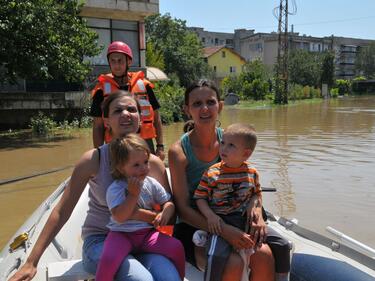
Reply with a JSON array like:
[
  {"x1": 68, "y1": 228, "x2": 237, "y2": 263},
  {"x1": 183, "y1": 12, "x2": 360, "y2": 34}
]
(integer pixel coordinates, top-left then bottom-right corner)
[
  {"x1": 226, "y1": 39, "x2": 233, "y2": 45},
  {"x1": 213, "y1": 66, "x2": 217, "y2": 72},
  {"x1": 230, "y1": 66, "x2": 236, "y2": 73},
  {"x1": 222, "y1": 51, "x2": 226, "y2": 58},
  {"x1": 202, "y1": 37, "x2": 206, "y2": 43},
  {"x1": 215, "y1": 38, "x2": 219, "y2": 45},
  {"x1": 84, "y1": 17, "x2": 140, "y2": 66}
]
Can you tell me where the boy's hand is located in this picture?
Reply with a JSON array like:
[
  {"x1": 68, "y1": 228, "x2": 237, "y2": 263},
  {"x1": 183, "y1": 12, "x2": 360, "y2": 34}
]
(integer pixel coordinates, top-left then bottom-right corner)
[
  {"x1": 127, "y1": 177, "x2": 142, "y2": 197},
  {"x1": 207, "y1": 213, "x2": 223, "y2": 235}
]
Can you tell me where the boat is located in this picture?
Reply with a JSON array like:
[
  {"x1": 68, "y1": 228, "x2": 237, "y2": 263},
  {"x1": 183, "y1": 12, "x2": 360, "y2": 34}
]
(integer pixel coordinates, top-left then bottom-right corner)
[{"x1": 1, "y1": 177, "x2": 375, "y2": 281}]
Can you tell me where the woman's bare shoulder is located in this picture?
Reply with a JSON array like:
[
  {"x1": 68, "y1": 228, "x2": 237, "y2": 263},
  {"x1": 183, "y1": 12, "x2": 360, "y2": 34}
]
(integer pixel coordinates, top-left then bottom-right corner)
[
  {"x1": 74, "y1": 148, "x2": 100, "y2": 176},
  {"x1": 168, "y1": 140, "x2": 184, "y2": 158}
]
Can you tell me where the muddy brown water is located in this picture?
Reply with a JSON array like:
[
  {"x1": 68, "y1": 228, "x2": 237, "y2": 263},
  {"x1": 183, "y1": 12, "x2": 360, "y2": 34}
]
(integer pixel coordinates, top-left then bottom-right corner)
[{"x1": 1, "y1": 96, "x2": 375, "y2": 250}]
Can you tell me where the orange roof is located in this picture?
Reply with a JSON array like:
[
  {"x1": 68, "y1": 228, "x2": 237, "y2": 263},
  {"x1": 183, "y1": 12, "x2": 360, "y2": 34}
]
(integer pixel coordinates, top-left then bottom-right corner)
[
  {"x1": 202, "y1": 45, "x2": 226, "y2": 57},
  {"x1": 202, "y1": 46, "x2": 246, "y2": 62}
]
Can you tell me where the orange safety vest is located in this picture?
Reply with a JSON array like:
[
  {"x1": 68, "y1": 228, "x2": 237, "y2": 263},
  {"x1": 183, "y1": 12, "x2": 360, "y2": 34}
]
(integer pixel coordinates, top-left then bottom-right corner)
[{"x1": 91, "y1": 71, "x2": 156, "y2": 142}]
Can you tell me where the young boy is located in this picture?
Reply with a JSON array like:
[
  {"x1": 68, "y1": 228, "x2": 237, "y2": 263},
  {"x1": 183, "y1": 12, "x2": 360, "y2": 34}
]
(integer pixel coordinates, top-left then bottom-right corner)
[
  {"x1": 194, "y1": 123, "x2": 291, "y2": 281},
  {"x1": 90, "y1": 41, "x2": 165, "y2": 160}
]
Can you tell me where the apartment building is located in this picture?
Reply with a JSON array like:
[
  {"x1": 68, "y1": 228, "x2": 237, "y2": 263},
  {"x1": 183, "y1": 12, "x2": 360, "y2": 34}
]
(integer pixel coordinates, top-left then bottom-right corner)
[{"x1": 191, "y1": 26, "x2": 375, "y2": 80}]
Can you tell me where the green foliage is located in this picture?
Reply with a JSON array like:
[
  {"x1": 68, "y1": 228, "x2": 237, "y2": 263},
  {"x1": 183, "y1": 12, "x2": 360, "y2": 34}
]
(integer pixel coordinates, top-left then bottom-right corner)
[
  {"x1": 154, "y1": 80, "x2": 185, "y2": 124},
  {"x1": 288, "y1": 49, "x2": 325, "y2": 87},
  {"x1": 145, "y1": 13, "x2": 210, "y2": 87},
  {"x1": 320, "y1": 51, "x2": 335, "y2": 88},
  {"x1": 146, "y1": 41, "x2": 165, "y2": 70},
  {"x1": 0, "y1": 0, "x2": 100, "y2": 84},
  {"x1": 335, "y1": 79, "x2": 351, "y2": 95},
  {"x1": 289, "y1": 84, "x2": 321, "y2": 101},
  {"x1": 30, "y1": 111, "x2": 57, "y2": 135},
  {"x1": 330, "y1": 88, "x2": 339, "y2": 98},
  {"x1": 355, "y1": 43, "x2": 375, "y2": 79},
  {"x1": 221, "y1": 60, "x2": 271, "y2": 101},
  {"x1": 353, "y1": 76, "x2": 366, "y2": 81}
]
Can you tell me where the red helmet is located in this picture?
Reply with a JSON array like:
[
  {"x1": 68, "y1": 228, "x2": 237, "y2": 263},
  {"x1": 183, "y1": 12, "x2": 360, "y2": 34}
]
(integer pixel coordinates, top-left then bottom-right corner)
[{"x1": 107, "y1": 41, "x2": 133, "y2": 61}]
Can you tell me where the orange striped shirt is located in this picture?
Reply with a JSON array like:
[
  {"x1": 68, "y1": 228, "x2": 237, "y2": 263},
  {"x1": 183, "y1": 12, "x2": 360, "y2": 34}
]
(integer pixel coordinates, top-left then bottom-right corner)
[{"x1": 194, "y1": 161, "x2": 261, "y2": 215}]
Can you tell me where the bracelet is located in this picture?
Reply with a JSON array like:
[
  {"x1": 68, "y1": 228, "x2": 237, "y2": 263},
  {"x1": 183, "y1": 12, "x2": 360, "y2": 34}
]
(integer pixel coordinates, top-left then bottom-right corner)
[{"x1": 156, "y1": 144, "x2": 164, "y2": 149}]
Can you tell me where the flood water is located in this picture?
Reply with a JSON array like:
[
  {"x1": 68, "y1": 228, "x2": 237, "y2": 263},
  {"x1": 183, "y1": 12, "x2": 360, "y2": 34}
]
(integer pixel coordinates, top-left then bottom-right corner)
[{"x1": 1, "y1": 95, "x2": 375, "y2": 250}]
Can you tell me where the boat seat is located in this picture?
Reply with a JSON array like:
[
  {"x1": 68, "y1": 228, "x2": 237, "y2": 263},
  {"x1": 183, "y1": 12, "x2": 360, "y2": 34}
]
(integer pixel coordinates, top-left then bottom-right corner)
[{"x1": 47, "y1": 259, "x2": 94, "y2": 281}]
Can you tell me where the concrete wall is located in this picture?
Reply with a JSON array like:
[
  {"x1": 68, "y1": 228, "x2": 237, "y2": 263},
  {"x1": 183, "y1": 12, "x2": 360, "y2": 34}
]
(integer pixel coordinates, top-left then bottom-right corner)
[{"x1": 0, "y1": 92, "x2": 90, "y2": 129}]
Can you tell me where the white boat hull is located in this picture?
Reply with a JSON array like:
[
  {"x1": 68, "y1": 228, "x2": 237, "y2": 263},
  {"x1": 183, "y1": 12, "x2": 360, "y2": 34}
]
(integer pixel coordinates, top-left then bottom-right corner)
[{"x1": 1, "y1": 178, "x2": 375, "y2": 281}]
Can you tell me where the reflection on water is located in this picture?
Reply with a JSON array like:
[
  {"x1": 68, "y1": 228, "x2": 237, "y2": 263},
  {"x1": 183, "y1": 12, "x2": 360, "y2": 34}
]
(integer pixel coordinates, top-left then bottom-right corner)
[{"x1": 0, "y1": 96, "x2": 374, "y2": 249}]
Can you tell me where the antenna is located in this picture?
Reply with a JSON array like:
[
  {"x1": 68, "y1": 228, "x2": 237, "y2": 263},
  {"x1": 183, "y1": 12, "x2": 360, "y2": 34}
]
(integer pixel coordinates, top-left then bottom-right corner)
[
  {"x1": 273, "y1": 0, "x2": 296, "y2": 104},
  {"x1": 274, "y1": 0, "x2": 289, "y2": 104}
]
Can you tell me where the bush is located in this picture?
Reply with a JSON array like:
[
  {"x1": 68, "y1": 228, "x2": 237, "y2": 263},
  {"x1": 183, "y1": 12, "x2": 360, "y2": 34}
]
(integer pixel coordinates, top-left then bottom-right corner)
[
  {"x1": 335, "y1": 79, "x2": 351, "y2": 95},
  {"x1": 30, "y1": 111, "x2": 57, "y2": 136},
  {"x1": 155, "y1": 82, "x2": 185, "y2": 124},
  {"x1": 330, "y1": 88, "x2": 339, "y2": 98}
]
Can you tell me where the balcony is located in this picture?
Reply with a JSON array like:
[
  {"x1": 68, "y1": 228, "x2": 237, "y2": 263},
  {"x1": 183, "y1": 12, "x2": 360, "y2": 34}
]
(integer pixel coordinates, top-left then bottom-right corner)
[{"x1": 81, "y1": 0, "x2": 158, "y2": 20}]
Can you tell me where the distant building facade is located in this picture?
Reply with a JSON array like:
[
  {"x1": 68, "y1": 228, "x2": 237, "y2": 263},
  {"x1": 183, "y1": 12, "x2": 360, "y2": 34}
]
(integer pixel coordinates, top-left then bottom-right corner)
[
  {"x1": 189, "y1": 27, "x2": 375, "y2": 80},
  {"x1": 203, "y1": 46, "x2": 246, "y2": 84},
  {"x1": 81, "y1": 0, "x2": 159, "y2": 78}
]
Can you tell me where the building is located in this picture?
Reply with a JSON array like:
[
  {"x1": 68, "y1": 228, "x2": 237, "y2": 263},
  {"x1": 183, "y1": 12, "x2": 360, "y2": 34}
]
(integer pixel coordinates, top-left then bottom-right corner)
[
  {"x1": 330, "y1": 36, "x2": 374, "y2": 79},
  {"x1": 189, "y1": 27, "x2": 255, "y2": 53},
  {"x1": 0, "y1": 0, "x2": 159, "y2": 129},
  {"x1": 190, "y1": 27, "x2": 375, "y2": 80},
  {"x1": 81, "y1": 0, "x2": 159, "y2": 78},
  {"x1": 203, "y1": 46, "x2": 246, "y2": 84}
]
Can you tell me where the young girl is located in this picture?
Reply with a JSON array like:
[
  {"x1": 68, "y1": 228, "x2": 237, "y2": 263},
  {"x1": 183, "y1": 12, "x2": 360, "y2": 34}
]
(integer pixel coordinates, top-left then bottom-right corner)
[{"x1": 96, "y1": 134, "x2": 185, "y2": 281}]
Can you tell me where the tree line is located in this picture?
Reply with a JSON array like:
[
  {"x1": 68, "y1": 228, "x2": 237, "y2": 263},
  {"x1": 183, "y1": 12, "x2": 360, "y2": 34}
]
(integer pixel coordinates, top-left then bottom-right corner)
[{"x1": 1, "y1": 2, "x2": 375, "y2": 124}]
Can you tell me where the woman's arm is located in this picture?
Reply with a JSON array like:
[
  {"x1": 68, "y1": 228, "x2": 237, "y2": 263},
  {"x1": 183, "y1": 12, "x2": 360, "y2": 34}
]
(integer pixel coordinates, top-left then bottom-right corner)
[
  {"x1": 168, "y1": 141, "x2": 209, "y2": 231},
  {"x1": 9, "y1": 149, "x2": 99, "y2": 281}
]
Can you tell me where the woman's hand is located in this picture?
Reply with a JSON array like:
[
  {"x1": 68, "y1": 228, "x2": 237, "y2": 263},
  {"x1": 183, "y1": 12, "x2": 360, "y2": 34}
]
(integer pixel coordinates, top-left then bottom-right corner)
[
  {"x1": 207, "y1": 213, "x2": 223, "y2": 235},
  {"x1": 221, "y1": 223, "x2": 255, "y2": 251},
  {"x1": 8, "y1": 261, "x2": 36, "y2": 281},
  {"x1": 248, "y1": 207, "x2": 267, "y2": 248}
]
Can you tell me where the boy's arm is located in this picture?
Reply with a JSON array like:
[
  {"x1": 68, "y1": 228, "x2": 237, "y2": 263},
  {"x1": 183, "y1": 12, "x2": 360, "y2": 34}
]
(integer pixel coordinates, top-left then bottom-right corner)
[{"x1": 196, "y1": 199, "x2": 223, "y2": 235}]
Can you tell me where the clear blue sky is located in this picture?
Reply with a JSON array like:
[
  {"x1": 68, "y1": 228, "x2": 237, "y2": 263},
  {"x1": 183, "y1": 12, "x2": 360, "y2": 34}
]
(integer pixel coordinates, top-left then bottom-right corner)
[{"x1": 160, "y1": 0, "x2": 375, "y2": 40}]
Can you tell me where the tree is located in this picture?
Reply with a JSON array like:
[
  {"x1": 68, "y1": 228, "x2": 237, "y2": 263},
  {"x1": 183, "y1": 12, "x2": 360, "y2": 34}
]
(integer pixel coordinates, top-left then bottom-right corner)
[
  {"x1": 320, "y1": 51, "x2": 334, "y2": 88},
  {"x1": 0, "y1": 0, "x2": 100, "y2": 84},
  {"x1": 146, "y1": 41, "x2": 165, "y2": 70},
  {"x1": 288, "y1": 49, "x2": 323, "y2": 87},
  {"x1": 355, "y1": 43, "x2": 375, "y2": 79},
  {"x1": 145, "y1": 13, "x2": 210, "y2": 87}
]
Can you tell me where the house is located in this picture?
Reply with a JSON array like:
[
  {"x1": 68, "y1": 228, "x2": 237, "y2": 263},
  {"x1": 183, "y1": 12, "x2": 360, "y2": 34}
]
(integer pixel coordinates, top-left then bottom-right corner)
[{"x1": 203, "y1": 46, "x2": 246, "y2": 84}]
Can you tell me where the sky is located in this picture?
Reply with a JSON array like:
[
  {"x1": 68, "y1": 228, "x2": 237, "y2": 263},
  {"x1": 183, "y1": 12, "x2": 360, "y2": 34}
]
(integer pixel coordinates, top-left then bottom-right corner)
[{"x1": 159, "y1": 0, "x2": 375, "y2": 40}]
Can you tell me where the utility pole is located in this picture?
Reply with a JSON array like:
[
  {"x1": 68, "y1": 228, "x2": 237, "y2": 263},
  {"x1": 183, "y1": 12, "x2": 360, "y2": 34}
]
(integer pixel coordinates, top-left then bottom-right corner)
[{"x1": 275, "y1": 0, "x2": 289, "y2": 104}]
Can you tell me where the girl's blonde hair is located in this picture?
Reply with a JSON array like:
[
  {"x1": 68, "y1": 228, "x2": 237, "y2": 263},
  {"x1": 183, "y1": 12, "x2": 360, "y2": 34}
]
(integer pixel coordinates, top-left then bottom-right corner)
[{"x1": 109, "y1": 133, "x2": 150, "y2": 179}]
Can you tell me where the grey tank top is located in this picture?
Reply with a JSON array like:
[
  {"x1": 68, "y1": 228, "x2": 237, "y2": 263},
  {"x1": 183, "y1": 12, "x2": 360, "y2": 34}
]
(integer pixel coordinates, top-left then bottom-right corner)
[
  {"x1": 81, "y1": 144, "x2": 114, "y2": 240},
  {"x1": 180, "y1": 127, "x2": 223, "y2": 208}
]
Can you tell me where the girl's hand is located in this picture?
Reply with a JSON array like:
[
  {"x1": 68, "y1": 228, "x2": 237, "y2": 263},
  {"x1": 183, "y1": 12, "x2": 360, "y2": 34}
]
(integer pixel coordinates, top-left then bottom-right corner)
[
  {"x1": 153, "y1": 202, "x2": 173, "y2": 227},
  {"x1": 127, "y1": 177, "x2": 142, "y2": 197},
  {"x1": 207, "y1": 213, "x2": 222, "y2": 235}
]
